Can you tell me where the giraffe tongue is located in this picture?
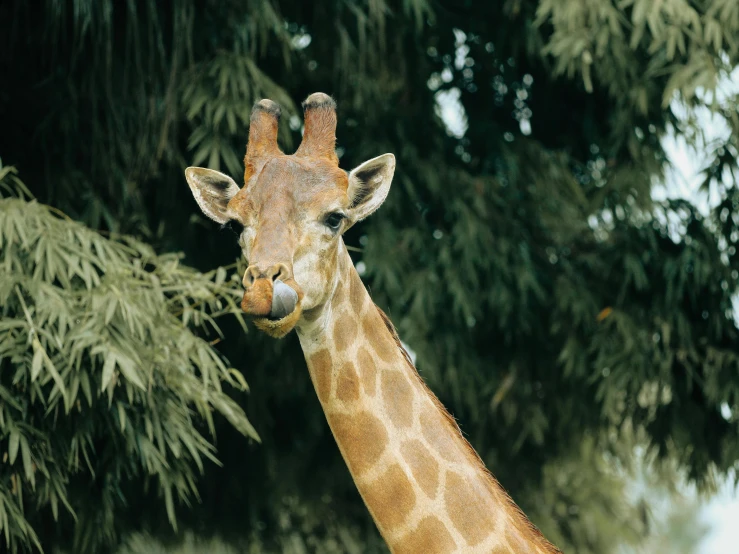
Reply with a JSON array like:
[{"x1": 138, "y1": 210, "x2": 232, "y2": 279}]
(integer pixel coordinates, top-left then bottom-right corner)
[{"x1": 269, "y1": 279, "x2": 298, "y2": 320}]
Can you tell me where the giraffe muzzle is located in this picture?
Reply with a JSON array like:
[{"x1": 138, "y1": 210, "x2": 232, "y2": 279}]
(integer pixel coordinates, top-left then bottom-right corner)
[
  {"x1": 241, "y1": 270, "x2": 304, "y2": 338},
  {"x1": 241, "y1": 278, "x2": 299, "y2": 319}
]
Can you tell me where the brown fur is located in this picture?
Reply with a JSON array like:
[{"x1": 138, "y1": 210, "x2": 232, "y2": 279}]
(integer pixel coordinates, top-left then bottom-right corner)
[
  {"x1": 381, "y1": 370, "x2": 415, "y2": 428},
  {"x1": 332, "y1": 311, "x2": 357, "y2": 352},
  {"x1": 327, "y1": 411, "x2": 388, "y2": 476},
  {"x1": 295, "y1": 93, "x2": 339, "y2": 163},
  {"x1": 357, "y1": 346, "x2": 377, "y2": 396},
  {"x1": 394, "y1": 516, "x2": 457, "y2": 554},
  {"x1": 420, "y1": 407, "x2": 466, "y2": 463},
  {"x1": 444, "y1": 471, "x2": 495, "y2": 546},
  {"x1": 240, "y1": 278, "x2": 273, "y2": 315},
  {"x1": 361, "y1": 464, "x2": 417, "y2": 529},
  {"x1": 308, "y1": 349, "x2": 333, "y2": 403},
  {"x1": 362, "y1": 309, "x2": 398, "y2": 363},
  {"x1": 348, "y1": 267, "x2": 368, "y2": 313},
  {"x1": 400, "y1": 440, "x2": 440, "y2": 498},
  {"x1": 336, "y1": 362, "x2": 361, "y2": 403},
  {"x1": 244, "y1": 100, "x2": 282, "y2": 182}
]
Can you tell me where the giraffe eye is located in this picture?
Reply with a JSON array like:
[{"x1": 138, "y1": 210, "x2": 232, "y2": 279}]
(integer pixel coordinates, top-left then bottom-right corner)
[
  {"x1": 324, "y1": 212, "x2": 345, "y2": 232},
  {"x1": 222, "y1": 219, "x2": 244, "y2": 236}
]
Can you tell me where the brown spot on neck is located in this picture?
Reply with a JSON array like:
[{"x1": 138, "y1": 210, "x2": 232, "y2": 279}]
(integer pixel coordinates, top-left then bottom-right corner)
[
  {"x1": 327, "y1": 411, "x2": 388, "y2": 476},
  {"x1": 308, "y1": 349, "x2": 332, "y2": 404},
  {"x1": 361, "y1": 463, "x2": 416, "y2": 530},
  {"x1": 357, "y1": 346, "x2": 377, "y2": 396},
  {"x1": 348, "y1": 267, "x2": 369, "y2": 314},
  {"x1": 400, "y1": 439, "x2": 440, "y2": 499},
  {"x1": 333, "y1": 311, "x2": 356, "y2": 352},
  {"x1": 381, "y1": 370, "x2": 415, "y2": 428},
  {"x1": 444, "y1": 471, "x2": 497, "y2": 547},
  {"x1": 420, "y1": 407, "x2": 465, "y2": 463},
  {"x1": 336, "y1": 362, "x2": 361, "y2": 403},
  {"x1": 362, "y1": 309, "x2": 398, "y2": 363},
  {"x1": 394, "y1": 516, "x2": 456, "y2": 554}
]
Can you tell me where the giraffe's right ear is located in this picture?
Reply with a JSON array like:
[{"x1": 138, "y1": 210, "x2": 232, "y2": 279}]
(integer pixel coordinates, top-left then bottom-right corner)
[{"x1": 185, "y1": 167, "x2": 241, "y2": 224}]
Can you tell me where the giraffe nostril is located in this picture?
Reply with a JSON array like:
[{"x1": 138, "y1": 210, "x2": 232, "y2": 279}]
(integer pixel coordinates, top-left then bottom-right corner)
[
  {"x1": 243, "y1": 263, "x2": 292, "y2": 290},
  {"x1": 243, "y1": 267, "x2": 260, "y2": 288},
  {"x1": 272, "y1": 263, "x2": 291, "y2": 283}
]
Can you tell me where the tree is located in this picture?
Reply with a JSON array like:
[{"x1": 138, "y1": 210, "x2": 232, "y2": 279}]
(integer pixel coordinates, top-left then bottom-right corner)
[{"x1": 0, "y1": 1, "x2": 738, "y2": 552}]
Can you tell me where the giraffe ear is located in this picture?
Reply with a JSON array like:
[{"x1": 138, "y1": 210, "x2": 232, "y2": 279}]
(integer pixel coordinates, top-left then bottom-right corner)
[
  {"x1": 185, "y1": 167, "x2": 240, "y2": 224},
  {"x1": 346, "y1": 154, "x2": 396, "y2": 222}
]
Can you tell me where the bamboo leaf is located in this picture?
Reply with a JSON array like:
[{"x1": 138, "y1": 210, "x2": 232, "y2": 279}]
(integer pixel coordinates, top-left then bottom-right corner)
[
  {"x1": 19, "y1": 436, "x2": 33, "y2": 484},
  {"x1": 101, "y1": 353, "x2": 116, "y2": 392},
  {"x1": 31, "y1": 343, "x2": 43, "y2": 381},
  {"x1": 8, "y1": 430, "x2": 20, "y2": 465}
]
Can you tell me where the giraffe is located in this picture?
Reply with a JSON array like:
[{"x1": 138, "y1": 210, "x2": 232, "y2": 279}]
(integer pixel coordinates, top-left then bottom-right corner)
[{"x1": 185, "y1": 93, "x2": 561, "y2": 554}]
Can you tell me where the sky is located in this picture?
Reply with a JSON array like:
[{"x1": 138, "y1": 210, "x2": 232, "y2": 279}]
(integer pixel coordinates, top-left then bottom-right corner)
[{"x1": 700, "y1": 475, "x2": 739, "y2": 554}]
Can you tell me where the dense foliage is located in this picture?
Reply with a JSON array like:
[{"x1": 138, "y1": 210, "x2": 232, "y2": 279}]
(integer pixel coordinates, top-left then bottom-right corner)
[
  {"x1": 1, "y1": 0, "x2": 738, "y2": 552},
  {"x1": 0, "y1": 166, "x2": 258, "y2": 552}
]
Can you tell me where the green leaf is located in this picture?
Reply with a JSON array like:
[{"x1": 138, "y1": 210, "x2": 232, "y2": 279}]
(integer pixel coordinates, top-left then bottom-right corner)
[
  {"x1": 227, "y1": 368, "x2": 249, "y2": 392},
  {"x1": 117, "y1": 402, "x2": 127, "y2": 433},
  {"x1": 31, "y1": 343, "x2": 43, "y2": 381},
  {"x1": 79, "y1": 371, "x2": 93, "y2": 406},
  {"x1": 8, "y1": 429, "x2": 20, "y2": 465},
  {"x1": 20, "y1": 435, "x2": 33, "y2": 484},
  {"x1": 101, "y1": 353, "x2": 116, "y2": 392},
  {"x1": 116, "y1": 354, "x2": 146, "y2": 391}
]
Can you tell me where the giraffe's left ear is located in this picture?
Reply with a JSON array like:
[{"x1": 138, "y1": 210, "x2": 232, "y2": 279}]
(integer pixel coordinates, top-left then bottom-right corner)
[
  {"x1": 185, "y1": 167, "x2": 241, "y2": 224},
  {"x1": 346, "y1": 154, "x2": 396, "y2": 222}
]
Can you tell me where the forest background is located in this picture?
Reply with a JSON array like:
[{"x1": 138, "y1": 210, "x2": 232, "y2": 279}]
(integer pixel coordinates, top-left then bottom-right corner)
[{"x1": 1, "y1": 1, "x2": 739, "y2": 552}]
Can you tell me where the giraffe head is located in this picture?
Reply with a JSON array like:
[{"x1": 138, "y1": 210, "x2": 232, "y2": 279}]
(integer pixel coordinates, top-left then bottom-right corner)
[{"x1": 185, "y1": 93, "x2": 395, "y2": 338}]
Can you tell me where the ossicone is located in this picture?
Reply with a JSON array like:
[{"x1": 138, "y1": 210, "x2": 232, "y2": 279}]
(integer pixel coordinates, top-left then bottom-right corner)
[
  {"x1": 295, "y1": 92, "x2": 338, "y2": 164},
  {"x1": 244, "y1": 99, "x2": 283, "y2": 181}
]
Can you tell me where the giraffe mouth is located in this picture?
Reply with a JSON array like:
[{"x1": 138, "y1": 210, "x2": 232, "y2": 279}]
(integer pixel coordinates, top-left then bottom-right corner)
[
  {"x1": 248, "y1": 279, "x2": 303, "y2": 338},
  {"x1": 252, "y1": 303, "x2": 302, "y2": 338}
]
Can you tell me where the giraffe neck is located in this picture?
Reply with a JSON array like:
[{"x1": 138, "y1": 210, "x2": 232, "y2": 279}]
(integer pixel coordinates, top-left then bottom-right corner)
[{"x1": 296, "y1": 244, "x2": 559, "y2": 554}]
